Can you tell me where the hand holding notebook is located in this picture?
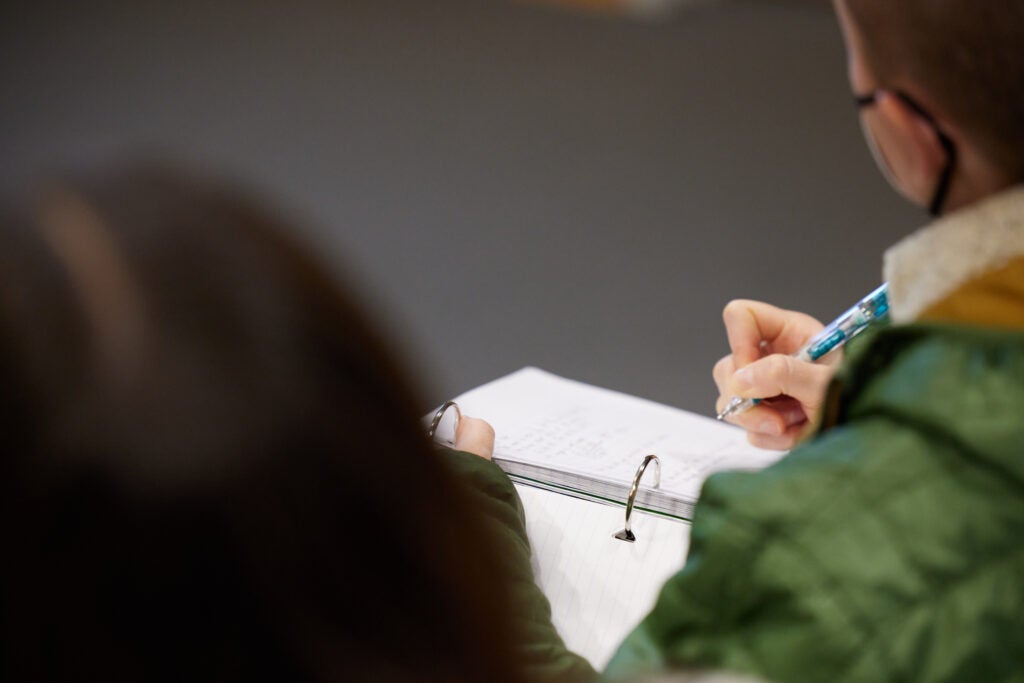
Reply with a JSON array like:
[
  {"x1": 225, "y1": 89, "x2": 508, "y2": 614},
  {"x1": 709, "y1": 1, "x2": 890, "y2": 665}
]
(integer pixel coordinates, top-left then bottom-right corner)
[{"x1": 428, "y1": 367, "x2": 786, "y2": 668}]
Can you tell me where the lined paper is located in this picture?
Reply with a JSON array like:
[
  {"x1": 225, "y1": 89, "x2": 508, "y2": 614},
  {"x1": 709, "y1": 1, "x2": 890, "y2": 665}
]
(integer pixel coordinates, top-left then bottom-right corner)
[
  {"x1": 456, "y1": 368, "x2": 783, "y2": 503},
  {"x1": 516, "y1": 483, "x2": 688, "y2": 669},
  {"x1": 431, "y1": 367, "x2": 786, "y2": 668}
]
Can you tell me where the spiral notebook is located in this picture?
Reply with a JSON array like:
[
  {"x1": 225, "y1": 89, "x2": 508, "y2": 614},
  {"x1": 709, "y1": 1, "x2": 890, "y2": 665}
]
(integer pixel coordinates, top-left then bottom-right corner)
[{"x1": 429, "y1": 367, "x2": 786, "y2": 668}]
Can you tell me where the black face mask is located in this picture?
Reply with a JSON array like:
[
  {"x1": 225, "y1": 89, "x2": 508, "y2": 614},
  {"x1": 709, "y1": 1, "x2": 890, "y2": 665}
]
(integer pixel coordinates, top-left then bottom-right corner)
[{"x1": 855, "y1": 90, "x2": 957, "y2": 216}]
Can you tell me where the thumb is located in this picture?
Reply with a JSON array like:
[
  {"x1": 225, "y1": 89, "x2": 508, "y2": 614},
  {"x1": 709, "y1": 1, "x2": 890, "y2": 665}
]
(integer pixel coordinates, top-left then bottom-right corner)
[
  {"x1": 454, "y1": 416, "x2": 496, "y2": 460},
  {"x1": 728, "y1": 353, "x2": 835, "y2": 413}
]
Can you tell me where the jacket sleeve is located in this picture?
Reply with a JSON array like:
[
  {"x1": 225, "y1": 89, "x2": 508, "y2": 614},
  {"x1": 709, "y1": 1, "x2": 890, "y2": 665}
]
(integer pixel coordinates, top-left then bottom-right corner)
[
  {"x1": 608, "y1": 326, "x2": 1024, "y2": 683},
  {"x1": 442, "y1": 448, "x2": 598, "y2": 683},
  {"x1": 604, "y1": 424, "x2": 897, "y2": 683}
]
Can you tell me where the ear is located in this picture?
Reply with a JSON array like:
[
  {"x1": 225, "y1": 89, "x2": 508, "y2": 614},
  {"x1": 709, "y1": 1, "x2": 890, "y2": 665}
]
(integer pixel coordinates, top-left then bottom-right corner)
[{"x1": 875, "y1": 91, "x2": 949, "y2": 198}]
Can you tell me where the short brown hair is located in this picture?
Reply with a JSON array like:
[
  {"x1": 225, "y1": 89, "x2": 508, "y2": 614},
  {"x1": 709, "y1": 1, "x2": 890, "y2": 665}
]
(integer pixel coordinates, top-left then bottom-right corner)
[{"x1": 842, "y1": 0, "x2": 1024, "y2": 180}]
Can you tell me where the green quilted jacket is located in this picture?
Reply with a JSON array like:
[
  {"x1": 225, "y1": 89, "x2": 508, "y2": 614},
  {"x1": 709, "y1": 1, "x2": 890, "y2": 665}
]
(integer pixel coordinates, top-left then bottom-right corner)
[{"x1": 447, "y1": 322, "x2": 1024, "y2": 683}]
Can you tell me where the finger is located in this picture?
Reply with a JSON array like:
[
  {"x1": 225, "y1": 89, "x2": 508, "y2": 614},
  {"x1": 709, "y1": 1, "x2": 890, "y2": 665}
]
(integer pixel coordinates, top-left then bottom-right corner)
[
  {"x1": 454, "y1": 416, "x2": 495, "y2": 460},
  {"x1": 727, "y1": 354, "x2": 836, "y2": 410},
  {"x1": 716, "y1": 401, "x2": 788, "y2": 438},
  {"x1": 721, "y1": 299, "x2": 793, "y2": 368},
  {"x1": 712, "y1": 354, "x2": 736, "y2": 396},
  {"x1": 747, "y1": 422, "x2": 806, "y2": 451},
  {"x1": 716, "y1": 360, "x2": 806, "y2": 430},
  {"x1": 722, "y1": 300, "x2": 824, "y2": 367},
  {"x1": 760, "y1": 395, "x2": 809, "y2": 429}
]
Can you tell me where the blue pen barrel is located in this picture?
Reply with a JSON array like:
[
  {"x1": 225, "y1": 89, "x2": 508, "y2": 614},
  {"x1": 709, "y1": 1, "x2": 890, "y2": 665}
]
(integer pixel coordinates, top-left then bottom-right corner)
[
  {"x1": 806, "y1": 328, "x2": 846, "y2": 361},
  {"x1": 716, "y1": 283, "x2": 889, "y2": 421},
  {"x1": 802, "y1": 284, "x2": 890, "y2": 362}
]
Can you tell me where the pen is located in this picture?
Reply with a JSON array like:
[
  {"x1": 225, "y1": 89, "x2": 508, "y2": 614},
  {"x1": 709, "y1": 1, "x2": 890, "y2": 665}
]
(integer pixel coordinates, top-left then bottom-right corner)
[{"x1": 716, "y1": 283, "x2": 890, "y2": 421}]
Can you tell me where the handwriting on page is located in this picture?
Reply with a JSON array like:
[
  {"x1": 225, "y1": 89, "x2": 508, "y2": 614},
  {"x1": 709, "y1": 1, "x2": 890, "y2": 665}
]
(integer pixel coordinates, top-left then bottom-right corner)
[
  {"x1": 449, "y1": 368, "x2": 783, "y2": 667},
  {"x1": 456, "y1": 367, "x2": 782, "y2": 499},
  {"x1": 501, "y1": 407, "x2": 644, "y2": 475},
  {"x1": 497, "y1": 403, "x2": 769, "y2": 499}
]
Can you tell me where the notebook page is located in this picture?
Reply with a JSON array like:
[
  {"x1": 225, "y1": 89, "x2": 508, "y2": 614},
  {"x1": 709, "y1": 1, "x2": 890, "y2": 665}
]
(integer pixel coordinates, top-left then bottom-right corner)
[
  {"x1": 455, "y1": 367, "x2": 783, "y2": 501},
  {"x1": 515, "y1": 483, "x2": 688, "y2": 670}
]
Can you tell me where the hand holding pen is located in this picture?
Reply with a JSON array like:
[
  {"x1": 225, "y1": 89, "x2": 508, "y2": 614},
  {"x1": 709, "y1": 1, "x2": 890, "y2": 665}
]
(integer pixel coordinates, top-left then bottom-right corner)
[{"x1": 712, "y1": 284, "x2": 889, "y2": 450}]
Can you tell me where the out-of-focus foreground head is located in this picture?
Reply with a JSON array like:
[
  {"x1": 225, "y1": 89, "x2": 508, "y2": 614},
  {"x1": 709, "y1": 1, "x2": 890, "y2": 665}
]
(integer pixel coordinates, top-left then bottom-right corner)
[{"x1": 0, "y1": 166, "x2": 522, "y2": 683}]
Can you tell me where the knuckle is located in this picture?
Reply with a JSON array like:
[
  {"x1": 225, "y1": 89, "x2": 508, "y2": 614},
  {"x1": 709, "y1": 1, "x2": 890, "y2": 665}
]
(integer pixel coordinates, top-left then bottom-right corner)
[
  {"x1": 471, "y1": 418, "x2": 494, "y2": 438},
  {"x1": 732, "y1": 415, "x2": 761, "y2": 432},
  {"x1": 780, "y1": 355, "x2": 798, "y2": 388},
  {"x1": 753, "y1": 356, "x2": 774, "y2": 382},
  {"x1": 722, "y1": 299, "x2": 741, "y2": 316},
  {"x1": 755, "y1": 355, "x2": 794, "y2": 394},
  {"x1": 761, "y1": 354, "x2": 785, "y2": 381},
  {"x1": 721, "y1": 299, "x2": 750, "y2": 324},
  {"x1": 712, "y1": 356, "x2": 731, "y2": 382}
]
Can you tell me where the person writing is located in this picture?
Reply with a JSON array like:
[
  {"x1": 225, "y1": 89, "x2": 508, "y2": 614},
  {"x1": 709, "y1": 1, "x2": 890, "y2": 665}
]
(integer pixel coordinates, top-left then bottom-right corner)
[
  {"x1": 713, "y1": 0, "x2": 1024, "y2": 451},
  {"x1": 613, "y1": 0, "x2": 1024, "y2": 679},
  {"x1": 452, "y1": 1, "x2": 1024, "y2": 682}
]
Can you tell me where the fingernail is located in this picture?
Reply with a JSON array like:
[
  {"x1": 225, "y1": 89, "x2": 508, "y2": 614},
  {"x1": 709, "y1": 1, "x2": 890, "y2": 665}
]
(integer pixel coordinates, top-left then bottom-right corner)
[
  {"x1": 759, "y1": 420, "x2": 783, "y2": 436},
  {"x1": 734, "y1": 367, "x2": 754, "y2": 391}
]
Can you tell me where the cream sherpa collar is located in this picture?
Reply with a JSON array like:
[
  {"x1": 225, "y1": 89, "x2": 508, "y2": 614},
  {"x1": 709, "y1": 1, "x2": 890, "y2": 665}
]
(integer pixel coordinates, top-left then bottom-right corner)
[{"x1": 883, "y1": 185, "x2": 1024, "y2": 323}]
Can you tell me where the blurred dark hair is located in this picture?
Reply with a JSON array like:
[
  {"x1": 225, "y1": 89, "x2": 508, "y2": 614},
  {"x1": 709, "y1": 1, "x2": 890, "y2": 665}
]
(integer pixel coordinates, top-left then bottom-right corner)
[{"x1": 0, "y1": 165, "x2": 522, "y2": 683}]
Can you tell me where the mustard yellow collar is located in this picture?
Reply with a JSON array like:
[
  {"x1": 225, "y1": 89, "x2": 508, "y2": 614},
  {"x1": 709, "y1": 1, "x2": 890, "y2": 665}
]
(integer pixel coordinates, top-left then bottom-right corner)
[{"x1": 883, "y1": 185, "x2": 1024, "y2": 323}]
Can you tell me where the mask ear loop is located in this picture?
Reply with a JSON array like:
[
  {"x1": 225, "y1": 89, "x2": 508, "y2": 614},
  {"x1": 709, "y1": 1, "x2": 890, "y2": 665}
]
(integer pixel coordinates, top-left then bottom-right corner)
[
  {"x1": 856, "y1": 92, "x2": 908, "y2": 200},
  {"x1": 927, "y1": 133, "x2": 957, "y2": 216},
  {"x1": 855, "y1": 90, "x2": 957, "y2": 216}
]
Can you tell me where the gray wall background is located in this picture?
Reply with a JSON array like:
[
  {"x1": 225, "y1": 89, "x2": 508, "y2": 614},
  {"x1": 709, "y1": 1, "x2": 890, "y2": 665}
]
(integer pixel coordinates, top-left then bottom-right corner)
[{"x1": 1, "y1": 0, "x2": 923, "y2": 415}]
